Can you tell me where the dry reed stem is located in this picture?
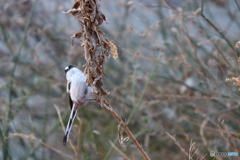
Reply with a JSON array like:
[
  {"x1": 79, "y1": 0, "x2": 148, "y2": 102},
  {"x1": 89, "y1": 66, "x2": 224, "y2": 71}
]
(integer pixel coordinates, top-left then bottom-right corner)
[
  {"x1": 109, "y1": 140, "x2": 131, "y2": 160},
  {"x1": 76, "y1": 116, "x2": 83, "y2": 159},
  {"x1": 54, "y1": 105, "x2": 65, "y2": 132},
  {"x1": 199, "y1": 118, "x2": 208, "y2": 147},
  {"x1": 54, "y1": 105, "x2": 78, "y2": 156},
  {"x1": 65, "y1": 0, "x2": 150, "y2": 159}
]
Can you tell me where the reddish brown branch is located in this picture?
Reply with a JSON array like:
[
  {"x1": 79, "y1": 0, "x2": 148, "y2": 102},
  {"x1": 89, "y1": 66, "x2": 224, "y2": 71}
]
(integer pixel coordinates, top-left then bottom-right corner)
[{"x1": 102, "y1": 99, "x2": 150, "y2": 160}]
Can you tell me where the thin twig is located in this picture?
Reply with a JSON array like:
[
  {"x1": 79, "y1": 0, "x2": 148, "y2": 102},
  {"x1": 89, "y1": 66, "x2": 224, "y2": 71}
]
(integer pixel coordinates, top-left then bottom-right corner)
[
  {"x1": 109, "y1": 140, "x2": 131, "y2": 160},
  {"x1": 54, "y1": 105, "x2": 65, "y2": 132},
  {"x1": 166, "y1": 132, "x2": 189, "y2": 157},
  {"x1": 200, "y1": 0, "x2": 237, "y2": 56}
]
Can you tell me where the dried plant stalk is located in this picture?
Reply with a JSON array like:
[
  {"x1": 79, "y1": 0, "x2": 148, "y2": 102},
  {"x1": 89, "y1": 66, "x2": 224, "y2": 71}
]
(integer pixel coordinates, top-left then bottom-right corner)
[{"x1": 65, "y1": 0, "x2": 150, "y2": 159}]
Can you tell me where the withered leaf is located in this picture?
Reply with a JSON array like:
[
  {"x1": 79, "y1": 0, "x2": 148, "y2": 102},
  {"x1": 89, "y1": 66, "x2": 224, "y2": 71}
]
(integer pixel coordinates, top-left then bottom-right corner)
[
  {"x1": 89, "y1": 0, "x2": 96, "y2": 22},
  {"x1": 63, "y1": 8, "x2": 82, "y2": 19},
  {"x1": 72, "y1": 1, "x2": 80, "y2": 10},
  {"x1": 71, "y1": 32, "x2": 83, "y2": 46}
]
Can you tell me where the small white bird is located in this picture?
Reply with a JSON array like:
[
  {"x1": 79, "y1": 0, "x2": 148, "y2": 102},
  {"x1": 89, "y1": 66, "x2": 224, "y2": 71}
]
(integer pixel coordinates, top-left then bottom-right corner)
[{"x1": 63, "y1": 65, "x2": 93, "y2": 144}]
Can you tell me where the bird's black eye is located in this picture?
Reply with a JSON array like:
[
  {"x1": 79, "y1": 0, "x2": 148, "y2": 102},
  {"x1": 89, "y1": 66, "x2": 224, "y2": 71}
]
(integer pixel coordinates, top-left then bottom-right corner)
[{"x1": 65, "y1": 65, "x2": 75, "y2": 73}]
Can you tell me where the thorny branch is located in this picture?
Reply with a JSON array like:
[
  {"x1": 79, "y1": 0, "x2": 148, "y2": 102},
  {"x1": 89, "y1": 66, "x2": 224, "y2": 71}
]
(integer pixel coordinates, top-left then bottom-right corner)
[{"x1": 65, "y1": 0, "x2": 150, "y2": 159}]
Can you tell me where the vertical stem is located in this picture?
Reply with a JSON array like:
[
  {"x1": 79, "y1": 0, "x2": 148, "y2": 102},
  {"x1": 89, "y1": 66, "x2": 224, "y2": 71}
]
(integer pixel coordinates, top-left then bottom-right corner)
[{"x1": 2, "y1": 2, "x2": 37, "y2": 159}]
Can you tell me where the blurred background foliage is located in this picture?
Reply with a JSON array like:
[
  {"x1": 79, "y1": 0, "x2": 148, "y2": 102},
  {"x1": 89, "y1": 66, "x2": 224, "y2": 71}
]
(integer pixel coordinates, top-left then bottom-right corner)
[{"x1": 0, "y1": 0, "x2": 240, "y2": 159}]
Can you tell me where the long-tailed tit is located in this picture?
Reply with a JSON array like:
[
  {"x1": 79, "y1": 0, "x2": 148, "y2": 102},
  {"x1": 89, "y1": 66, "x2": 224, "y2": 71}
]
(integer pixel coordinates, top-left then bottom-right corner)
[{"x1": 63, "y1": 65, "x2": 93, "y2": 144}]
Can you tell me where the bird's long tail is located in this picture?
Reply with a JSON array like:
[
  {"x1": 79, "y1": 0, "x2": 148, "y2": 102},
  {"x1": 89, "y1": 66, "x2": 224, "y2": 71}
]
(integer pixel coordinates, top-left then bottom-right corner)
[{"x1": 63, "y1": 105, "x2": 78, "y2": 144}]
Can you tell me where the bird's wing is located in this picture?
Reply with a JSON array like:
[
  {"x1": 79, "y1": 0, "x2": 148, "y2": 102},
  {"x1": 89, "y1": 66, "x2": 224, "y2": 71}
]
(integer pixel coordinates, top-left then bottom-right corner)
[
  {"x1": 63, "y1": 104, "x2": 78, "y2": 144},
  {"x1": 67, "y1": 82, "x2": 73, "y2": 110},
  {"x1": 68, "y1": 95, "x2": 73, "y2": 110}
]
